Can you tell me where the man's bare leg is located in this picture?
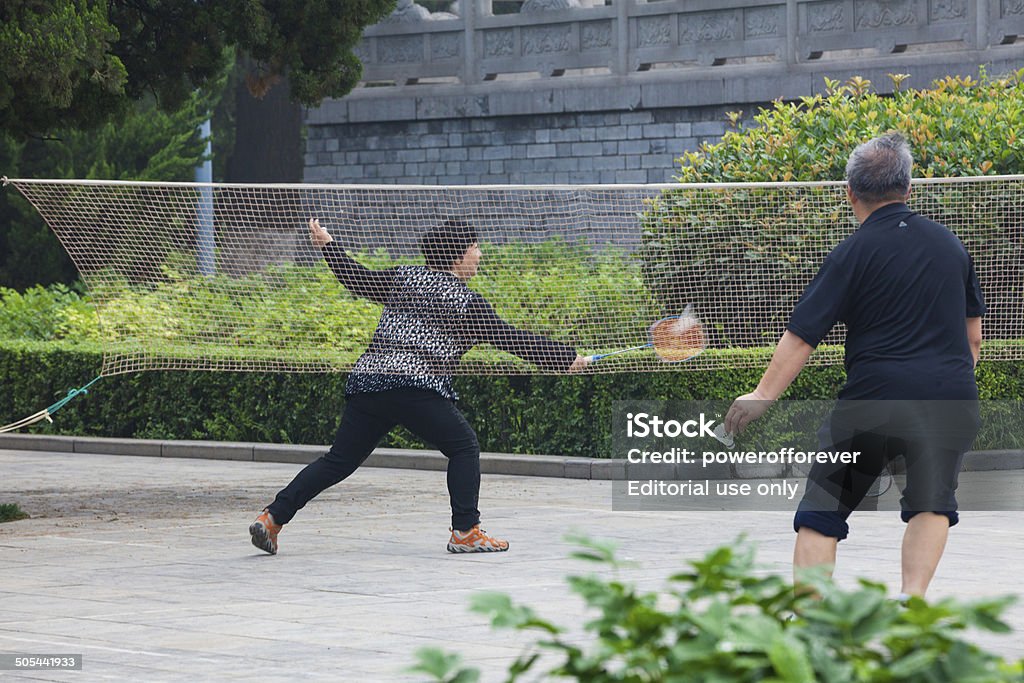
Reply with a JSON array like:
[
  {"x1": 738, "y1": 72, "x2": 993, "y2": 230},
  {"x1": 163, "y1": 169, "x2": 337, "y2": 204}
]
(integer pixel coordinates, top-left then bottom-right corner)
[
  {"x1": 900, "y1": 512, "x2": 949, "y2": 597},
  {"x1": 793, "y1": 526, "x2": 838, "y2": 592}
]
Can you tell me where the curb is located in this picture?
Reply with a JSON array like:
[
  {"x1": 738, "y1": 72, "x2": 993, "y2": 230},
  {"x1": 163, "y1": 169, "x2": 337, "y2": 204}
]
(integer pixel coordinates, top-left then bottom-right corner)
[
  {"x1": 0, "y1": 434, "x2": 1020, "y2": 480},
  {"x1": 0, "y1": 433, "x2": 625, "y2": 481}
]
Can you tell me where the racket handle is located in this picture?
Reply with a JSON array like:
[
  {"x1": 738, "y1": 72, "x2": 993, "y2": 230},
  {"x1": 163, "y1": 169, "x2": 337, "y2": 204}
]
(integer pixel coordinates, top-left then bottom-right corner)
[{"x1": 585, "y1": 343, "x2": 653, "y2": 363}]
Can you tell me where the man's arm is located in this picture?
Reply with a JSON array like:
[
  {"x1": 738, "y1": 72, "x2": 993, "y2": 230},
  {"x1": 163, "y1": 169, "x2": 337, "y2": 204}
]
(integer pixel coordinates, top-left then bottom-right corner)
[
  {"x1": 966, "y1": 316, "x2": 982, "y2": 368},
  {"x1": 724, "y1": 331, "x2": 815, "y2": 435},
  {"x1": 309, "y1": 218, "x2": 393, "y2": 305}
]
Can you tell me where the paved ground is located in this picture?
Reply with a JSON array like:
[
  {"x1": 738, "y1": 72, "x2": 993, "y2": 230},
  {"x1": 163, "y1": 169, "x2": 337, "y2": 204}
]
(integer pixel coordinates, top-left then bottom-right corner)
[{"x1": 0, "y1": 449, "x2": 1021, "y2": 681}]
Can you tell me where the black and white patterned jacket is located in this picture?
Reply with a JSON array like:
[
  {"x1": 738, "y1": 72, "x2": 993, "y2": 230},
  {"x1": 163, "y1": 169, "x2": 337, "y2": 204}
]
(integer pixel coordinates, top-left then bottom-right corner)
[{"x1": 321, "y1": 242, "x2": 577, "y2": 400}]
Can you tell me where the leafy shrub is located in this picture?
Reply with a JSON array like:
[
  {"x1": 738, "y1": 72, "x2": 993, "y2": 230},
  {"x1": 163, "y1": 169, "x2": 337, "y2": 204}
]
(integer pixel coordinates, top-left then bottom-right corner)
[
  {"x1": 677, "y1": 71, "x2": 1024, "y2": 184},
  {"x1": 0, "y1": 503, "x2": 29, "y2": 523},
  {"x1": 0, "y1": 239, "x2": 659, "y2": 366},
  {"x1": 412, "y1": 538, "x2": 1023, "y2": 682},
  {"x1": 0, "y1": 284, "x2": 98, "y2": 341},
  {"x1": 642, "y1": 72, "x2": 1024, "y2": 346}
]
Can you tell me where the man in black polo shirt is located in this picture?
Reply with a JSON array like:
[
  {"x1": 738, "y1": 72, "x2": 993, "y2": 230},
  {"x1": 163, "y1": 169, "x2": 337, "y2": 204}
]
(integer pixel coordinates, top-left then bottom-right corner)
[{"x1": 724, "y1": 132, "x2": 985, "y2": 598}]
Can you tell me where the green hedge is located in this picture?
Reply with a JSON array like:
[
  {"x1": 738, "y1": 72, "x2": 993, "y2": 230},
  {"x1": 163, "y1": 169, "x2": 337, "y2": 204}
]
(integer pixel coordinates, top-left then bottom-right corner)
[
  {"x1": 642, "y1": 72, "x2": 1024, "y2": 347},
  {"x1": 3, "y1": 341, "x2": 1022, "y2": 457}
]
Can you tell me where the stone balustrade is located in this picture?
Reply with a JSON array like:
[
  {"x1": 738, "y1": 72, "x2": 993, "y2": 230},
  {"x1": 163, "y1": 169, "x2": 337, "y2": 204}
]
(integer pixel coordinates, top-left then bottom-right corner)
[
  {"x1": 355, "y1": 0, "x2": 1022, "y2": 86},
  {"x1": 303, "y1": 0, "x2": 1022, "y2": 186}
]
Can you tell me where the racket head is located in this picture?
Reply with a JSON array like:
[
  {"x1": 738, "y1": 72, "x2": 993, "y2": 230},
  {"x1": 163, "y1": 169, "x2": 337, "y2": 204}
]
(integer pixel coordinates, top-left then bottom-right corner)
[{"x1": 647, "y1": 310, "x2": 706, "y2": 363}]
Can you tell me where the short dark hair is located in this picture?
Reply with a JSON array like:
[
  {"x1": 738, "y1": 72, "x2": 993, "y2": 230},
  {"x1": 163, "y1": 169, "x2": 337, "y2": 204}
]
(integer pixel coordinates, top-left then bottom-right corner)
[
  {"x1": 420, "y1": 218, "x2": 478, "y2": 271},
  {"x1": 845, "y1": 132, "x2": 913, "y2": 203}
]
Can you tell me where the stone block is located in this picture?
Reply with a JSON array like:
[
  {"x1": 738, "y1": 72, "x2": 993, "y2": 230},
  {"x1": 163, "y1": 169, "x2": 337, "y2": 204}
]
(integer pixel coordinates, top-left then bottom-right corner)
[
  {"x1": 692, "y1": 121, "x2": 726, "y2": 138},
  {"x1": 420, "y1": 134, "x2": 448, "y2": 148},
  {"x1": 615, "y1": 170, "x2": 649, "y2": 183},
  {"x1": 596, "y1": 126, "x2": 628, "y2": 141},
  {"x1": 487, "y1": 88, "x2": 564, "y2": 117},
  {"x1": 396, "y1": 149, "x2": 426, "y2": 163},
  {"x1": 480, "y1": 454, "x2": 566, "y2": 478},
  {"x1": 253, "y1": 444, "x2": 322, "y2": 465},
  {"x1": 526, "y1": 144, "x2": 558, "y2": 158},
  {"x1": 562, "y1": 85, "x2": 642, "y2": 115},
  {"x1": 620, "y1": 111, "x2": 654, "y2": 125},
  {"x1": 591, "y1": 459, "x2": 626, "y2": 481},
  {"x1": 550, "y1": 129, "x2": 582, "y2": 143},
  {"x1": 463, "y1": 132, "x2": 490, "y2": 147},
  {"x1": 618, "y1": 139, "x2": 651, "y2": 155},
  {"x1": 642, "y1": 154, "x2": 677, "y2": 169},
  {"x1": 365, "y1": 448, "x2": 446, "y2": 471},
  {"x1": 592, "y1": 156, "x2": 625, "y2": 171},
  {"x1": 162, "y1": 441, "x2": 254, "y2": 461},
  {"x1": 642, "y1": 123, "x2": 677, "y2": 139},
  {"x1": 648, "y1": 167, "x2": 676, "y2": 183},
  {"x1": 0, "y1": 434, "x2": 75, "y2": 453},
  {"x1": 671, "y1": 121, "x2": 696, "y2": 137},
  {"x1": 551, "y1": 157, "x2": 580, "y2": 172},
  {"x1": 962, "y1": 450, "x2": 1024, "y2": 472},
  {"x1": 349, "y1": 97, "x2": 416, "y2": 123},
  {"x1": 563, "y1": 458, "x2": 593, "y2": 479},
  {"x1": 440, "y1": 147, "x2": 469, "y2": 161},
  {"x1": 462, "y1": 161, "x2": 490, "y2": 175},
  {"x1": 571, "y1": 142, "x2": 603, "y2": 157},
  {"x1": 74, "y1": 437, "x2": 162, "y2": 457}
]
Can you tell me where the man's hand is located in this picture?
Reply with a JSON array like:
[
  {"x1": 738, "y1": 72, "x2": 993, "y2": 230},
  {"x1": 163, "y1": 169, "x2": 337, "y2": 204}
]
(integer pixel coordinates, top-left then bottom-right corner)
[
  {"x1": 724, "y1": 391, "x2": 773, "y2": 436},
  {"x1": 309, "y1": 218, "x2": 333, "y2": 248},
  {"x1": 568, "y1": 354, "x2": 590, "y2": 373}
]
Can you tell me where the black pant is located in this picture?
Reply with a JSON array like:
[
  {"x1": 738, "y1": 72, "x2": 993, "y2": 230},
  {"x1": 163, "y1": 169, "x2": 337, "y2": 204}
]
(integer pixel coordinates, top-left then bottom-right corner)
[
  {"x1": 267, "y1": 389, "x2": 481, "y2": 531},
  {"x1": 794, "y1": 400, "x2": 979, "y2": 540}
]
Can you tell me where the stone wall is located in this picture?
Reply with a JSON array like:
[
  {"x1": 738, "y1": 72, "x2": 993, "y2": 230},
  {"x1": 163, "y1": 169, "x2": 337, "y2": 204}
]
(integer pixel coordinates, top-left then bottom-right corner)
[
  {"x1": 306, "y1": 103, "x2": 750, "y2": 185},
  {"x1": 304, "y1": 0, "x2": 1024, "y2": 186}
]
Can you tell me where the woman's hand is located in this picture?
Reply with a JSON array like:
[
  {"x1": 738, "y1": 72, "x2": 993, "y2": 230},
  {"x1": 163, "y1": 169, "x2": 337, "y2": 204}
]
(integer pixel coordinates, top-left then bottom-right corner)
[
  {"x1": 309, "y1": 218, "x2": 333, "y2": 248},
  {"x1": 568, "y1": 354, "x2": 590, "y2": 373}
]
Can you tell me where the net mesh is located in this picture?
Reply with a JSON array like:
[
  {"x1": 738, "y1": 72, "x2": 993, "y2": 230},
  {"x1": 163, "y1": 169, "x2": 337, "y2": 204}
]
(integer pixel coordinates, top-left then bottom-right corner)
[{"x1": 4, "y1": 177, "x2": 1022, "y2": 376}]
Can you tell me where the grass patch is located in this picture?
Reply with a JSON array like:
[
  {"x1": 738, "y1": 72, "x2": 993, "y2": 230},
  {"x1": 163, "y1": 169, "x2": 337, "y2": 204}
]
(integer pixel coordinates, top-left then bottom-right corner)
[{"x1": 0, "y1": 503, "x2": 29, "y2": 523}]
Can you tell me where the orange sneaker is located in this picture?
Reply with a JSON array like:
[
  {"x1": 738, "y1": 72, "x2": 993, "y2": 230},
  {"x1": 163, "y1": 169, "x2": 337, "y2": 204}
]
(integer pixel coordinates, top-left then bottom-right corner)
[
  {"x1": 249, "y1": 509, "x2": 281, "y2": 555},
  {"x1": 447, "y1": 525, "x2": 509, "y2": 553}
]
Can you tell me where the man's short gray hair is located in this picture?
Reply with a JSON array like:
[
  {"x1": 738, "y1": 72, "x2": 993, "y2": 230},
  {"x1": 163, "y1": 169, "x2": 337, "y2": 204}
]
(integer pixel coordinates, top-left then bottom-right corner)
[{"x1": 845, "y1": 132, "x2": 913, "y2": 203}]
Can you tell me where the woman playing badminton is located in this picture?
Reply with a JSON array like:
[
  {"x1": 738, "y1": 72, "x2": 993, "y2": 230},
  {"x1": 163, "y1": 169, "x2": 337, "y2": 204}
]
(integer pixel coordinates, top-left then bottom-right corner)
[{"x1": 250, "y1": 218, "x2": 588, "y2": 555}]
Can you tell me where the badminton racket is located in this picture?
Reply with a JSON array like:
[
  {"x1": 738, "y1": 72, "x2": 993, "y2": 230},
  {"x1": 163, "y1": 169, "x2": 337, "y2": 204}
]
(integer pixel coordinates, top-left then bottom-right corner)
[{"x1": 585, "y1": 304, "x2": 706, "y2": 364}]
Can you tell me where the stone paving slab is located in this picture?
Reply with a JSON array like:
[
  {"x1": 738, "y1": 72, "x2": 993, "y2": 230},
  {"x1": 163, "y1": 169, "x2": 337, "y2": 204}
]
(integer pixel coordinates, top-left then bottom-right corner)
[{"x1": 0, "y1": 449, "x2": 1021, "y2": 682}]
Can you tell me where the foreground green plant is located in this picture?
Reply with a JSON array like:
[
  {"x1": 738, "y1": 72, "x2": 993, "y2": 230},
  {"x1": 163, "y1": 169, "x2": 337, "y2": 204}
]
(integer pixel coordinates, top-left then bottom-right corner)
[
  {"x1": 0, "y1": 503, "x2": 29, "y2": 523},
  {"x1": 411, "y1": 538, "x2": 1022, "y2": 682}
]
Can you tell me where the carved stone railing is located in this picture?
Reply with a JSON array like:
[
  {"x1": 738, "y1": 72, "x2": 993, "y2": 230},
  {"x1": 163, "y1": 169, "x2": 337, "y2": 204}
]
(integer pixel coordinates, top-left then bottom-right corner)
[{"x1": 355, "y1": 0, "x2": 1023, "y2": 87}]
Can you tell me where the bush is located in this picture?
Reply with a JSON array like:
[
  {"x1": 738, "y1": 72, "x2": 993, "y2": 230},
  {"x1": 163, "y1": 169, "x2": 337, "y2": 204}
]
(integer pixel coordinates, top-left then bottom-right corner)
[
  {"x1": 0, "y1": 503, "x2": 29, "y2": 523},
  {"x1": 641, "y1": 72, "x2": 1024, "y2": 346},
  {"x1": 411, "y1": 538, "x2": 1023, "y2": 682},
  {"x1": 1, "y1": 341, "x2": 1022, "y2": 456},
  {"x1": 0, "y1": 283, "x2": 97, "y2": 341},
  {"x1": 678, "y1": 71, "x2": 1024, "y2": 183},
  {"x1": 0, "y1": 239, "x2": 660, "y2": 368}
]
